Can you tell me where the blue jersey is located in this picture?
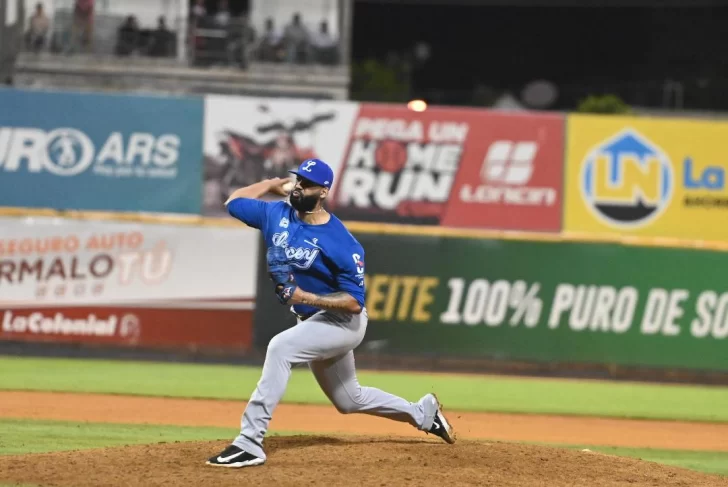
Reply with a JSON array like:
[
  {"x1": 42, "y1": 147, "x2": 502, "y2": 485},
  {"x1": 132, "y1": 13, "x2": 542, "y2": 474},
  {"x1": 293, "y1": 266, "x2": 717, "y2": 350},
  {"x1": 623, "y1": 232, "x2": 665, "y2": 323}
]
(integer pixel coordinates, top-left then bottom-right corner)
[{"x1": 228, "y1": 198, "x2": 366, "y2": 316}]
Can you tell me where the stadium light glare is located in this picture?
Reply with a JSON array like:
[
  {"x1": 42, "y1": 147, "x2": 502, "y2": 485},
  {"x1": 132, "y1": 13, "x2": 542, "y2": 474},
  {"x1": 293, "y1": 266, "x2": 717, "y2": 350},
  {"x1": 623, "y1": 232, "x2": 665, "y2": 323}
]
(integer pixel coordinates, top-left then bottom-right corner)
[{"x1": 407, "y1": 99, "x2": 428, "y2": 112}]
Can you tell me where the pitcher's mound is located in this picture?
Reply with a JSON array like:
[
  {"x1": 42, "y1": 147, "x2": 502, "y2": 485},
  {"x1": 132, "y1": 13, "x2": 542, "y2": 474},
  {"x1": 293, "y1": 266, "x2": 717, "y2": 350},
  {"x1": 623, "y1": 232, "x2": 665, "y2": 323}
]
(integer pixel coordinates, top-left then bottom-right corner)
[{"x1": 1, "y1": 435, "x2": 726, "y2": 487}]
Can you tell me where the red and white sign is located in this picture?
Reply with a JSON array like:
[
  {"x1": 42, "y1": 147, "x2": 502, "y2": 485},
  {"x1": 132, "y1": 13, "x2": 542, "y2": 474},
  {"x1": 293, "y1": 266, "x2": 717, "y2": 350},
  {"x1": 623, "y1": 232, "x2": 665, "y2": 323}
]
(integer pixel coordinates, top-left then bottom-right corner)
[
  {"x1": 1, "y1": 305, "x2": 254, "y2": 352},
  {"x1": 327, "y1": 105, "x2": 565, "y2": 230},
  {"x1": 440, "y1": 112, "x2": 565, "y2": 232},
  {"x1": 0, "y1": 216, "x2": 259, "y2": 352},
  {"x1": 0, "y1": 216, "x2": 259, "y2": 304},
  {"x1": 201, "y1": 96, "x2": 565, "y2": 232},
  {"x1": 329, "y1": 105, "x2": 477, "y2": 224}
]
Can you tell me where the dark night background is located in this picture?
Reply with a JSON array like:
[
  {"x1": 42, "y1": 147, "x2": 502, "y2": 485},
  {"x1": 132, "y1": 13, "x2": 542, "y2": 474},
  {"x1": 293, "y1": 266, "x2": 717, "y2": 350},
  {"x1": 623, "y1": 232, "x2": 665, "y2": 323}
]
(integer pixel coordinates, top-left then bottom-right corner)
[
  {"x1": 354, "y1": 5, "x2": 727, "y2": 108},
  {"x1": 350, "y1": 3, "x2": 728, "y2": 110}
]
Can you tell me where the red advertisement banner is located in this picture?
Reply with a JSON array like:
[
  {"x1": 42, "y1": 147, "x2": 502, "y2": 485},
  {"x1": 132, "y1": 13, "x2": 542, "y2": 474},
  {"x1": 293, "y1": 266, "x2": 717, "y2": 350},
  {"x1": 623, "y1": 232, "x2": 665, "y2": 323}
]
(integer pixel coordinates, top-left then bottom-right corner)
[
  {"x1": 441, "y1": 112, "x2": 565, "y2": 232},
  {"x1": 329, "y1": 104, "x2": 564, "y2": 232},
  {"x1": 0, "y1": 303, "x2": 254, "y2": 353}
]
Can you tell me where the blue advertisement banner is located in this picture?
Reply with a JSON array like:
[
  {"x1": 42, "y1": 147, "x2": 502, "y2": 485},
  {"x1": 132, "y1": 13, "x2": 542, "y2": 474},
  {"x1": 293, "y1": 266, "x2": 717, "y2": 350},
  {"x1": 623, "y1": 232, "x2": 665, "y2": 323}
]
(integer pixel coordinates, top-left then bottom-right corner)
[{"x1": 0, "y1": 88, "x2": 203, "y2": 214}]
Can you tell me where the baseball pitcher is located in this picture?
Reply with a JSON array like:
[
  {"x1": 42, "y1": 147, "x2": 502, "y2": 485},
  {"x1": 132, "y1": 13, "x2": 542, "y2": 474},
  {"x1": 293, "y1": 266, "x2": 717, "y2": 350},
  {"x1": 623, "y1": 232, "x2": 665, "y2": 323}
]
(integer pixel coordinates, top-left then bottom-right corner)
[{"x1": 207, "y1": 158, "x2": 455, "y2": 469}]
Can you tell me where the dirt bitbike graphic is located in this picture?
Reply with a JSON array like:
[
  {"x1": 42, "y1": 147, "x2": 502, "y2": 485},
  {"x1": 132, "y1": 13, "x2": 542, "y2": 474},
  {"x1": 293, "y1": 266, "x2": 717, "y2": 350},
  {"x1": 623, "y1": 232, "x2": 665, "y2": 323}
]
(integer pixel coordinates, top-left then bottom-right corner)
[{"x1": 203, "y1": 108, "x2": 336, "y2": 212}]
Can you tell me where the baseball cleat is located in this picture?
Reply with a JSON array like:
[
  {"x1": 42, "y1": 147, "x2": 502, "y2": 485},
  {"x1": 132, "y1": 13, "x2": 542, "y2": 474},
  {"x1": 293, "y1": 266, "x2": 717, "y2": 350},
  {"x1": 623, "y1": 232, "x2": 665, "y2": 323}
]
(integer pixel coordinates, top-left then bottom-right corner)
[
  {"x1": 424, "y1": 393, "x2": 456, "y2": 444},
  {"x1": 206, "y1": 444, "x2": 265, "y2": 468}
]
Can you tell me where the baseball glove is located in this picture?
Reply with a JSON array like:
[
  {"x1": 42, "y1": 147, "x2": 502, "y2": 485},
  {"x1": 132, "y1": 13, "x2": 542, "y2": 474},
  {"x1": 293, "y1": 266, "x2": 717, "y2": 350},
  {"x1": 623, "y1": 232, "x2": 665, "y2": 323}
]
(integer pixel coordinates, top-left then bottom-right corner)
[{"x1": 266, "y1": 246, "x2": 297, "y2": 304}]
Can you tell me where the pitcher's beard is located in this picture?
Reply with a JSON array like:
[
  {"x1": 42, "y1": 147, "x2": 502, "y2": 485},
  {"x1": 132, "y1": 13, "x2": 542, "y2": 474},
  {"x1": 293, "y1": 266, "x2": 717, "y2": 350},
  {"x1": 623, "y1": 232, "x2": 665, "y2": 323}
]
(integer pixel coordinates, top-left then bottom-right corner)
[{"x1": 290, "y1": 192, "x2": 320, "y2": 213}]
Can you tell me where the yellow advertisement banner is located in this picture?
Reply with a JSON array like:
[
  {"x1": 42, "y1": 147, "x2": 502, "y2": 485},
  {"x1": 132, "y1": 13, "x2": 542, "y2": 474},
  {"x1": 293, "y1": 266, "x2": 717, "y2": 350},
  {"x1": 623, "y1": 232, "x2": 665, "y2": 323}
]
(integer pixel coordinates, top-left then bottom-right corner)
[{"x1": 564, "y1": 114, "x2": 728, "y2": 241}]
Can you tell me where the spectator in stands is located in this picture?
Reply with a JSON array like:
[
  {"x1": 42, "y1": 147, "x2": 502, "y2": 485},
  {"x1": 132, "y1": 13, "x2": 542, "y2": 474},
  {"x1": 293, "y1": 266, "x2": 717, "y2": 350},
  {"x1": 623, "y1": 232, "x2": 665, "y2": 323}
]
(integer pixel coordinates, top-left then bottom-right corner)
[
  {"x1": 150, "y1": 16, "x2": 174, "y2": 58},
  {"x1": 115, "y1": 15, "x2": 139, "y2": 57},
  {"x1": 215, "y1": 0, "x2": 231, "y2": 27},
  {"x1": 310, "y1": 20, "x2": 338, "y2": 65},
  {"x1": 26, "y1": 3, "x2": 50, "y2": 53},
  {"x1": 257, "y1": 17, "x2": 283, "y2": 62},
  {"x1": 283, "y1": 13, "x2": 309, "y2": 64},
  {"x1": 188, "y1": 0, "x2": 206, "y2": 54},
  {"x1": 191, "y1": 0, "x2": 207, "y2": 20},
  {"x1": 227, "y1": 14, "x2": 256, "y2": 68},
  {"x1": 70, "y1": 0, "x2": 94, "y2": 53}
]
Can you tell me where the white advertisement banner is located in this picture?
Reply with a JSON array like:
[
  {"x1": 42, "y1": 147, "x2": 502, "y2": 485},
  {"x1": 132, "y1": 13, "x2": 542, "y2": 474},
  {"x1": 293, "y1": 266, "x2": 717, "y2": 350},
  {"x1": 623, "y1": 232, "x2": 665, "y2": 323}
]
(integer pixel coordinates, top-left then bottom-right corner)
[
  {"x1": 202, "y1": 95, "x2": 360, "y2": 215},
  {"x1": 0, "y1": 216, "x2": 259, "y2": 305}
]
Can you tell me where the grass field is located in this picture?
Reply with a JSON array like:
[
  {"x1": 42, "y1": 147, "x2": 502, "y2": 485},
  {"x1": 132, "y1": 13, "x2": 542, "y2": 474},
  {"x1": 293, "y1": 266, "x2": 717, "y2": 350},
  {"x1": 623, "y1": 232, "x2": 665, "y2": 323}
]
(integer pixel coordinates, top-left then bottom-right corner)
[
  {"x1": 1, "y1": 355, "x2": 728, "y2": 479},
  {"x1": 2, "y1": 356, "x2": 728, "y2": 422},
  {"x1": 570, "y1": 446, "x2": 728, "y2": 476}
]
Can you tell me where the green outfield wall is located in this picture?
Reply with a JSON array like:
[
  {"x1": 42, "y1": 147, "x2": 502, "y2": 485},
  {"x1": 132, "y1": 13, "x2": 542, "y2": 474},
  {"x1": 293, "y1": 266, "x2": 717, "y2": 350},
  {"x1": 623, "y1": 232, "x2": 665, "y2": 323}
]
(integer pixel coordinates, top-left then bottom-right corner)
[{"x1": 336, "y1": 234, "x2": 728, "y2": 372}]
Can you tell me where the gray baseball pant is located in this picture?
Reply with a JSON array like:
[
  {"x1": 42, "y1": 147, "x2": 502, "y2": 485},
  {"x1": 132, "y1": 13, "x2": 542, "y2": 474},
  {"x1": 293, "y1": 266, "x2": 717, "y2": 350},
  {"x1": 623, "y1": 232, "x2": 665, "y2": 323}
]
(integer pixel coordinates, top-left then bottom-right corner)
[{"x1": 232, "y1": 307, "x2": 430, "y2": 460}]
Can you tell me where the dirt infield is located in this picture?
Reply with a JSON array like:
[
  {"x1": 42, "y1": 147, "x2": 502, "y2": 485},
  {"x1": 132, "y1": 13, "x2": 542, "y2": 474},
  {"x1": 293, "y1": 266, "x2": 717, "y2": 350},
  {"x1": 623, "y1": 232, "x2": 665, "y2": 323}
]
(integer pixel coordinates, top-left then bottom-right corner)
[
  {"x1": 3, "y1": 436, "x2": 728, "y2": 487},
  {"x1": 2, "y1": 391, "x2": 728, "y2": 486}
]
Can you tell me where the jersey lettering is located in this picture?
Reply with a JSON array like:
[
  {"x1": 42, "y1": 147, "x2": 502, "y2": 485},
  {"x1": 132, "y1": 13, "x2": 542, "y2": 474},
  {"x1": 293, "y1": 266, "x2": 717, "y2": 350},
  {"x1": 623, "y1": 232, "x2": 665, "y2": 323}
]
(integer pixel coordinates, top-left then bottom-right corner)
[
  {"x1": 286, "y1": 246, "x2": 320, "y2": 269},
  {"x1": 228, "y1": 199, "x2": 366, "y2": 313},
  {"x1": 272, "y1": 231, "x2": 289, "y2": 247}
]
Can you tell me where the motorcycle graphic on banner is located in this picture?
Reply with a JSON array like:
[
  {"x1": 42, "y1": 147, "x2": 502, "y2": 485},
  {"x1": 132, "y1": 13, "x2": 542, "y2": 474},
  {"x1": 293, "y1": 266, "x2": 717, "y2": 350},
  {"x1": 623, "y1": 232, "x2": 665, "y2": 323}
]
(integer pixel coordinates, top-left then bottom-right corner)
[{"x1": 202, "y1": 96, "x2": 358, "y2": 216}]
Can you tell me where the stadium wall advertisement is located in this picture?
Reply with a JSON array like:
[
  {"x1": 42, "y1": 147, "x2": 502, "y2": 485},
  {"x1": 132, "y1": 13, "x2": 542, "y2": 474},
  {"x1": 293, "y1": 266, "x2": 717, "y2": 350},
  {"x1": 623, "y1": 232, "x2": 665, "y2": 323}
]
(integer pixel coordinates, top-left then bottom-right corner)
[
  {"x1": 564, "y1": 114, "x2": 728, "y2": 242},
  {"x1": 4, "y1": 211, "x2": 728, "y2": 373},
  {"x1": 0, "y1": 88, "x2": 204, "y2": 215},
  {"x1": 201, "y1": 95, "x2": 565, "y2": 233},
  {"x1": 252, "y1": 231, "x2": 728, "y2": 373},
  {"x1": 4, "y1": 88, "x2": 728, "y2": 374},
  {"x1": 0, "y1": 216, "x2": 258, "y2": 353},
  {"x1": 4, "y1": 87, "x2": 728, "y2": 243}
]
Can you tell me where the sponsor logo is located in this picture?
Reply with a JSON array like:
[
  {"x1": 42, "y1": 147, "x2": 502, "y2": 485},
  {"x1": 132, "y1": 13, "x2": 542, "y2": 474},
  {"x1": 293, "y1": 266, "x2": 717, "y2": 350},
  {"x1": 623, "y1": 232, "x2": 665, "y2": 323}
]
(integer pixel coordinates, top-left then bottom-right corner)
[
  {"x1": 1, "y1": 310, "x2": 121, "y2": 337},
  {"x1": 281, "y1": 285, "x2": 294, "y2": 300},
  {"x1": 459, "y1": 140, "x2": 557, "y2": 206},
  {"x1": 119, "y1": 314, "x2": 142, "y2": 343},
  {"x1": 352, "y1": 253, "x2": 365, "y2": 274},
  {"x1": 0, "y1": 127, "x2": 181, "y2": 179},
  {"x1": 279, "y1": 217, "x2": 289, "y2": 228},
  {"x1": 336, "y1": 117, "x2": 467, "y2": 218},
  {"x1": 682, "y1": 157, "x2": 728, "y2": 209},
  {"x1": 353, "y1": 253, "x2": 365, "y2": 286},
  {"x1": 0, "y1": 232, "x2": 173, "y2": 301},
  {"x1": 580, "y1": 129, "x2": 673, "y2": 228}
]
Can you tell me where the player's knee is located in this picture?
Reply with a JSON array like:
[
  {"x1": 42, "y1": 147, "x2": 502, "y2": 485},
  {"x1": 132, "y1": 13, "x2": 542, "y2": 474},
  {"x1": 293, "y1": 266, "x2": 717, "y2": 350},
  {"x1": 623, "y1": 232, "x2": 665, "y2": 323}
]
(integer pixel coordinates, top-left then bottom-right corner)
[
  {"x1": 332, "y1": 389, "x2": 364, "y2": 414},
  {"x1": 333, "y1": 399, "x2": 359, "y2": 415},
  {"x1": 266, "y1": 334, "x2": 292, "y2": 359}
]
